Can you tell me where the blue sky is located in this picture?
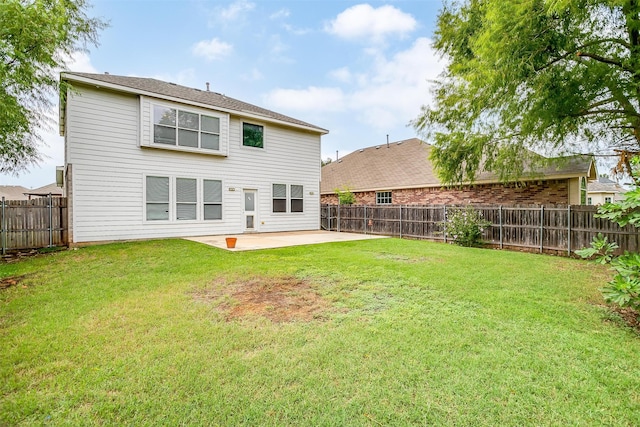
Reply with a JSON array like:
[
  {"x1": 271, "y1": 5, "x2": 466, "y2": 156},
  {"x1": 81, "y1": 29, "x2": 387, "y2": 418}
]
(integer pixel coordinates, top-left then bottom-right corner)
[{"x1": 3, "y1": 0, "x2": 446, "y2": 188}]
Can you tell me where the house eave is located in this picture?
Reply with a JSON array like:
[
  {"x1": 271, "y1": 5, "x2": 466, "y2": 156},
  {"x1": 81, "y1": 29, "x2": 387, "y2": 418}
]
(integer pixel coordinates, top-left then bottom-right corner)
[
  {"x1": 60, "y1": 72, "x2": 329, "y2": 135},
  {"x1": 321, "y1": 174, "x2": 590, "y2": 195}
]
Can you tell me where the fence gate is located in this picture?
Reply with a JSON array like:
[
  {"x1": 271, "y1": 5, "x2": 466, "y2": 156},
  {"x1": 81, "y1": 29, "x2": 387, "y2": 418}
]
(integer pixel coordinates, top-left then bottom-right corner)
[{"x1": 1, "y1": 195, "x2": 68, "y2": 254}]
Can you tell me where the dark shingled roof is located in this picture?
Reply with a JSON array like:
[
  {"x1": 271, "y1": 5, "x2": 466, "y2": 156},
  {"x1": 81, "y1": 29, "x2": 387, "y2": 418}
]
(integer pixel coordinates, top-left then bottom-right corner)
[
  {"x1": 61, "y1": 72, "x2": 328, "y2": 134},
  {"x1": 321, "y1": 138, "x2": 596, "y2": 194}
]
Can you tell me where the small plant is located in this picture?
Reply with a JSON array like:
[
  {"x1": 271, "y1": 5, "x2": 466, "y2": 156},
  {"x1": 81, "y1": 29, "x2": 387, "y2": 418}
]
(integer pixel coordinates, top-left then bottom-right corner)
[
  {"x1": 576, "y1": 235, "x2": 640, "y2": 311},
  {"x1": 445, "y1": 205, "x2": 490, "y2": 247},
  {"x1": 574, "y1": 233, "x2": 618, "y2": 264},
  {"x1": 334, "y1": 185, "x2": 356, "y2": 205}
]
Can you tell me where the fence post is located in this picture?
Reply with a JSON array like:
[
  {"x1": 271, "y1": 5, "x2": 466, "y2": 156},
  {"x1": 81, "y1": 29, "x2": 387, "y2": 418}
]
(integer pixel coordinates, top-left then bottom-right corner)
[
  {"x1": 567, "y1": 205, "x2": 571, "y2": 256},
  {"x1": 499, "y1": 205, "x2": 503, "y2": 249},
  {"x1": 540, "y1": 205, "x2": 544, "y2": 253},
  {"x1": 1, "y1": 197, "x2": 5, "y2": 255},
  {"x1": 399, "y1": 205, "x2": 402, "y2": 239},
  {"x1": 364, "y1": 205, "x2": 367, "y2": 234},
  {"x1": 337, "y1": 203, "x2": 341, "y2": 233},
  {"x1": 443, "y1": 205, "x2": 447, "y2": 243},
  {"x1": 48, "y1": 193, "x2": 53, "y2": 248}
]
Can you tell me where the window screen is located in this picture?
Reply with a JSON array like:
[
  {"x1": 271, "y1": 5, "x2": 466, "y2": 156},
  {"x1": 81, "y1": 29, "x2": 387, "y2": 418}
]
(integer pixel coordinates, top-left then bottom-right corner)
[
  {"x1": 146, "y1": 176, "x2": 170, "y2": 220},
  {"x1": 291, "y1": 185, "x2": 303, "y2": 212},
  {"x1": 273, "y1": 183, "x2": 286, "y2": 212},
  {"x1": 203, "y1": 180, "x2": 222, "y2": 220},
  {"x1": 176, "y1": 178, "x2": 197, "y2": 220}
]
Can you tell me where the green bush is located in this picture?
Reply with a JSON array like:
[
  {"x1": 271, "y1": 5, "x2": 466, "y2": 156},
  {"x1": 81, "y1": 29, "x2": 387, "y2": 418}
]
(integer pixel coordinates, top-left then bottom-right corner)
[
  {"x1": 445, "y1": 205, "x2": 490, "y2": 247},
  {"x1": 334, "y1": 186, "x2": 356, "y2": 205}
]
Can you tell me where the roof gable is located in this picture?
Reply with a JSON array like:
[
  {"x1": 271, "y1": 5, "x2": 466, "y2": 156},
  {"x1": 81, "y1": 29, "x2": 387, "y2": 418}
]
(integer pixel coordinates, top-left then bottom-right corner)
[
  {"x1": 61, "y1": 72, "x2": 328, "y2": 134},
  {"x1": 321, "y1": 138, "x2": 596, "y2": 194}
]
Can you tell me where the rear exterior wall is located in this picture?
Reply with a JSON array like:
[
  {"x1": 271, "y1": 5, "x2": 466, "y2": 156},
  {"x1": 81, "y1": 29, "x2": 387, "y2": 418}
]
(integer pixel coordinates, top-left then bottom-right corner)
[{"x1": 320, "y1": 180, "x2": 569, "y2": 205}]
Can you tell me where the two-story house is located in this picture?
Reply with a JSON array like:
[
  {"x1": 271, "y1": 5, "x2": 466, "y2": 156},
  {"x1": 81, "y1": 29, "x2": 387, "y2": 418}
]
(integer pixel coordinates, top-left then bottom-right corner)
[{"x1": 59, "y1": 72, "x2": 328, "y2": 245}]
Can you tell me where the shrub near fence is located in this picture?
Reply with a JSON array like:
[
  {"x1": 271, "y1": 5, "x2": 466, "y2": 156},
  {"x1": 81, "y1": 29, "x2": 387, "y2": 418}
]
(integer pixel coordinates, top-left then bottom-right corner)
[
  {"x1": 321, "y1": 204, "x2": 640, "y2": 256},
  {"x1": 1, "y1": 196, "x2": 68, "y2": 253}
]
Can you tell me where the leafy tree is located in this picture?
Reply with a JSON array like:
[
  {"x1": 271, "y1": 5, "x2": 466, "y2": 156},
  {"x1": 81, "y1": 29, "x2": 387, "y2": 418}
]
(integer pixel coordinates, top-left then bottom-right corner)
[
  {"x1": 414, "y1": 0, "x2": 640, "y2": 185},
  {"x1": 0, "y1": 0, "x2": 106, "y2": 174},
  {"x1": 334, "y1": 185, "x2": 356, "y2": 205},
  {"x1": 321, "y1": 157, "x2": 333, "y2": 166}
]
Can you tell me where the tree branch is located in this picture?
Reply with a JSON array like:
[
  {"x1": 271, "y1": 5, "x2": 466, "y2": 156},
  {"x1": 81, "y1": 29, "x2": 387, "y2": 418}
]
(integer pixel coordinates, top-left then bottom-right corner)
[{"x1": 534, "y1": 38, "x2": 632, "y2": 71}]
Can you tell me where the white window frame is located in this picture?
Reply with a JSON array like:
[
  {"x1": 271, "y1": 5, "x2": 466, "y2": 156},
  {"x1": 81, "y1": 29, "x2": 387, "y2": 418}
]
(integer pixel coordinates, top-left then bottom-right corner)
[
  {"x1": 203, "y1": 179, "x2": 223, "y2": 221},
  {"x1": 241, "y1": 121, "x2": 266, "y2": 150},
  {"x1": 146, "y1": 101, "x2": 228, "y2": 156},
  {"x1": 290, "y1": 184, "x2": 304, "y2": 213},
  {"x1": 272, "y1": 183, "x2": 287, "y2": 213},
  {"x1": 145, "y1": 175, "x2": 172, "y2": 222},
  {"x1": 143, "y1": 174, "x2": 224, "y2": 223},
  {"x1": 376, "y1": 191, "x2": 392, "y2": 205},
  {"x1": 175, "y1": 177, "x2": 198, "y2": 221}
]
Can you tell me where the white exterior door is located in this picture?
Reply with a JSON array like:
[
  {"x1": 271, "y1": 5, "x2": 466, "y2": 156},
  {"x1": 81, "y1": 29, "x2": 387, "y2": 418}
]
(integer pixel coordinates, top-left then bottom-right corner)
[{"x1": 243, "y1": 190, "x2": 257, "y2": 231}]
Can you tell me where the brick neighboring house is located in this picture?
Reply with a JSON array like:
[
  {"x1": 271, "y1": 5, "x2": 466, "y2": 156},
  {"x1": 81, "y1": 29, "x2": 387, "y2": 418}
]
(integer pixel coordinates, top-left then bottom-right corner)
[{"x1": 321, "y1": 138, "x2": 596, "y2": 205}]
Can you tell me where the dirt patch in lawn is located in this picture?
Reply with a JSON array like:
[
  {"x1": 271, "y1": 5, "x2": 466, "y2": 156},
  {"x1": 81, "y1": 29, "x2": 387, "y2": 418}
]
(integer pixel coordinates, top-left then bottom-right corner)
[
  {"x1": 0, "y1": 275, "x2": 30, "y2": 290},
  {"x1": 194, "y1": 276, "x2": 331, "y2": 323},
  {"x1": 608, "y1": 306, "x2": 640, "y2": 334}
]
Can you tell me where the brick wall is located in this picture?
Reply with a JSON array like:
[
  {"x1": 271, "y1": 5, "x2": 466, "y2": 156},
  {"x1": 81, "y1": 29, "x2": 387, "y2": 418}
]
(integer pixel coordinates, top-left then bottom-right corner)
[{"x1": 320, "y1": 180, "x2": 569, "y2": 205}]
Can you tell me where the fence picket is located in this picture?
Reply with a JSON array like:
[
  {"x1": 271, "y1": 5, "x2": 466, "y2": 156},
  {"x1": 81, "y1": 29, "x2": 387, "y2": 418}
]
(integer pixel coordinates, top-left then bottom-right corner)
[
  {"x1": 0, "y1": 197, "x2": 68, "y2": 252},
  {"x1": 321, "y1": 203, "x2": 640, "y2": 256}
]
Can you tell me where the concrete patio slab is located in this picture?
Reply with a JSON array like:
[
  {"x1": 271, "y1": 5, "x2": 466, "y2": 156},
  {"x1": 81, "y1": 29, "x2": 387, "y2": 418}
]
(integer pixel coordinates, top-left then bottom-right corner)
[{"x1": 185, "y1": 230, "x2": 388, "y2": 251}]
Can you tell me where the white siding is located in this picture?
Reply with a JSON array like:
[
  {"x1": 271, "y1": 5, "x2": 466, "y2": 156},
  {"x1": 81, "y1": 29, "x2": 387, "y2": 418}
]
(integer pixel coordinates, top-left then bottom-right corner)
[{"x1": 66, "y1": 84, "x2": 321, "y2": 243}]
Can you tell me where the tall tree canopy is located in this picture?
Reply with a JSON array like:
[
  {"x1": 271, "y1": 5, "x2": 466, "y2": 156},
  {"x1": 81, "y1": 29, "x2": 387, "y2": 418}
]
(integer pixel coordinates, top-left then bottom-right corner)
[
  {"x1": 0, "y1": 0, "x2": 105, "y2": 174},
  {"x1": 414, "y1": 0, "x2": 640, "y2": 184}
]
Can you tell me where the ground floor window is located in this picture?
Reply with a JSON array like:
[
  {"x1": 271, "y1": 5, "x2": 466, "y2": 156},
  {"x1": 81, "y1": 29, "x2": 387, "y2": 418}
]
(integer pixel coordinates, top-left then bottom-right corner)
[
  {"x1": 273, "y1": 183, "x2": 304, "y2": 213},
  {"x1": 376, "y1": 191, "x2": 392, "y2": 205},
  {"x1": 145, "y1": 175, "x2": 223, "y2": 221}
]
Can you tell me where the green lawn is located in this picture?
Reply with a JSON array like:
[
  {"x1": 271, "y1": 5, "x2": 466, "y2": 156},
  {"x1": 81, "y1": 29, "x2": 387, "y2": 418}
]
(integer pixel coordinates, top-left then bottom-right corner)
[{"x1": 1, "y1": 238, "x2": 639, "y2": 426}]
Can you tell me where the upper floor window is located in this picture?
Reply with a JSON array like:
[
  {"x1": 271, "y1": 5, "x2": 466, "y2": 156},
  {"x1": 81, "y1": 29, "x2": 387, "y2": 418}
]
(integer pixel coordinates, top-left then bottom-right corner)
[
  {"x1": 605, "y1": 197, "x2": 612, "y2": 203},
  {"x1": 153, "y1": 105, "x2": 220, "y2": 150},
  {"x1": 376, "y1": 191, "x2": 392, "y2": 205},
  {"x1": 243, "y1": 122, "x2": 264, "y2": 148}
]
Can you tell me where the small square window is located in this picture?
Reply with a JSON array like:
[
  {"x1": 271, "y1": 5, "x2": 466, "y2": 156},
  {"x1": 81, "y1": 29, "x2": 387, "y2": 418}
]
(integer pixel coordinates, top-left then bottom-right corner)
[
  {"x1": 243, "y1": 123, "x2": 264, "y2": 148},
  {"x1": 376, "y1": 191, "x2": 392, "y2": 205}
]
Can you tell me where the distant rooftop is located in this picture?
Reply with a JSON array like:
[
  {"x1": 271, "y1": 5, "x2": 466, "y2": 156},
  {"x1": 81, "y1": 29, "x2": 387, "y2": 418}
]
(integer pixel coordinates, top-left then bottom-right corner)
[{"x1": 321, "y1": 138, "x2": 596, "y2": 194}]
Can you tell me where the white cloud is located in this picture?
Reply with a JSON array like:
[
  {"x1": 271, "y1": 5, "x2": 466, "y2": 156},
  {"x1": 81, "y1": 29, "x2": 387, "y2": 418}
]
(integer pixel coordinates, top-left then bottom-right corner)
[
  {"x1": 263, "y1": 37, "x2": 444, "y2": 134},
  {"x1": 328, "y1": 67, "x2": 352, "y2": 83},
  {"x1": 269, "y1": 8, "x2": 289, "y2": 20},
  {"x1": 263, "y1": 87, "x2": 346, "y2": 113},
  {"x1": 219, "y1": 0, "x2": 255, "y2": 21},
  {"x1": 63, "y1": 51, "x2": 97, "y2": 73},
  {"x1": 191, "y1": 38, "x2": 233, "y2": 61},
  {"x1": 241, "y1": 68, "x2": 263, "y2": 82},
  {"x1": 325, "y1": 4, "x2": 417, "y2": 43},
  {"x1": 148, "y1": 69, "x2": 198, "y2": 88}
]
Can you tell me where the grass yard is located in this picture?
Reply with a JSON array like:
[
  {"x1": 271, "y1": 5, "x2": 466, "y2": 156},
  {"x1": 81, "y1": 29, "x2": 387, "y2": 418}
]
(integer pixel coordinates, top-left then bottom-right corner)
[{"x1": 1, "y1": 238, "x2": 639, "y2": 426}]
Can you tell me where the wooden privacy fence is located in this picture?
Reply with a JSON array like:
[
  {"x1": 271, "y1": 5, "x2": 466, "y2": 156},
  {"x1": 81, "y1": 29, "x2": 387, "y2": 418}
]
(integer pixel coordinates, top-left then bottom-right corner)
[
  {"x1": 1, "y1": 196, "x2": 68, "y2": 254},
  {"x1": 321, "y1": 204, "x2": 640, "y2": 255}
]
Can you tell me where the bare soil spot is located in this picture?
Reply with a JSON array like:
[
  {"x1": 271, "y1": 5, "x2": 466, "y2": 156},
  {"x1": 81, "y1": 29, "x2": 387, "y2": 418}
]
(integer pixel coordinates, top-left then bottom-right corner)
[
  {"x1": 0, "y1": 274, "x2": 29, "y2": 290},
  {"x1": 193, "y1": 276, "x2": 331, "y2": 323},
  {"x1": 608, "y1": 306, "x2": 640, "y2": 334}
]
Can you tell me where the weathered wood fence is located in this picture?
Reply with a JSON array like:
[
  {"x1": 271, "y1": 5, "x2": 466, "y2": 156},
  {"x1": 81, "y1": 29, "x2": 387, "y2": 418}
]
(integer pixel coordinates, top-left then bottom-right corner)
[
  {"x1": 321, "y1": 204, "x2": 640, "y2": 255},
  {"x1": 1, "y1": 196, "x2": 68, "y2": 253}
]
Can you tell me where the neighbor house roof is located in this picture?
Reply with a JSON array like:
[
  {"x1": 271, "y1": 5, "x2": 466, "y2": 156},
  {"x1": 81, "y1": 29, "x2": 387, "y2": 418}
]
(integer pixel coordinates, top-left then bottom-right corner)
[
  {"x1": 25, "y1": 183, "x2": 63, "y2": 197},
  {"x1": 60, "y1": 72, "x2": 328, "y2": 135},
  {"x1": 0, "y1": 186, "x2": 29, "y2": 201},
  {"x1": 587, "y1": 176, "x2": 626, "y2": 194},
  {"x1": 320, "y1": 138, "x2": 597, "y2": 194}
]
